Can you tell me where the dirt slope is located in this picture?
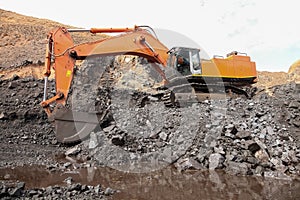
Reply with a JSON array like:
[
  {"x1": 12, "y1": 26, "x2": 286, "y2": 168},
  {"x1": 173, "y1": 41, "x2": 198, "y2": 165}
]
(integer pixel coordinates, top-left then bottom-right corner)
[{"x1": 0, "y1": 9, "x2": 107, "y2": 70}]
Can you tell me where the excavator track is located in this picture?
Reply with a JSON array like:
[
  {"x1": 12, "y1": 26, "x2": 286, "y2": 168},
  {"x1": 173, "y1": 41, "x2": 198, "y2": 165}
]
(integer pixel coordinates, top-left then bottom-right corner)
[{"x1": 166, "y1": 75, "x2": 255, "y2": 99}]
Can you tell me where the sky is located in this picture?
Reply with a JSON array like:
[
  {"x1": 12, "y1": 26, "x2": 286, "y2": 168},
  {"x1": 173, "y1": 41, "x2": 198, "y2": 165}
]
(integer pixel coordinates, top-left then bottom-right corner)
[{"x1": 1, "y1": 0, "x2": 300, "y2": 72}]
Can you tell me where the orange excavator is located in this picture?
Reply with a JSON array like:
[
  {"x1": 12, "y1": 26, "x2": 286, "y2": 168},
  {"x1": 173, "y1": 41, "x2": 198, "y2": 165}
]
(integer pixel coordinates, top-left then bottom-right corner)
[{"x1": 41, "y1": 25, "x2": 257, "y2": 143}]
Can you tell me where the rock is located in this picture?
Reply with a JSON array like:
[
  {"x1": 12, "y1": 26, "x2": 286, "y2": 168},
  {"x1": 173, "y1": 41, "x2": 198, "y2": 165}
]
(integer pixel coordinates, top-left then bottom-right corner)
[
  {"x1": 266, "y1": 126, "x2": 275, "y2": 135},
  {"x1": 64, "y1": 177, "x2": 73, "y2": 185},
  {"x1": 68, "y1": 183, "x2": 82, "y2": 192},
  {"x1": 264, "y1": 171, "x2": 293, "y2": 181},
  {"x1": 16, "y1": 182, "x2": 25, "y2": 190},
  {"x1": 12, "y1": 74, "x2": 19, "y2": 80},
  {"x1": 45, "y1": 186, "x2": 53, "y2": 194},
  {"x1": 0, "y1": 186, "x2": 9, "y2": 198},
  {"x1": 10, "y1": 187, "x2": 22, "y2": 197},
  {"x1": 104, "y1": 187, "x2": 114, "y2": 195},
  {"x1": 81, "y1": 185, "x2": 88, "y2": 192},
  {"x1": 248, "y1": 142, "x2": 261, "y2": 154},
  {"x1": 159, "y1": 132, "x2": 168, "y2": 141},
  {"x1": 208, "y1": 153, "x2": 224, "y2": 170},
  {"x1": 288, "y1": 100, "x2": 299, "y2": 109},
  {"x1": 63, "y1": 162, "x2": 72, "y2": 168},
  {"x1": 94, "y1": 185, "x2": 101, "y2": 195},
  {"x1": 174, "y1": 158, "x2": 203, "y2": 171},
  {"x1": 254, "y1": 138, "x2": 267, "y2": 150},
  {"x1": 8, "y1": 82, "x2": 18, "y2": 89},
  {"x1": 65, "y1": 146, "x2": 81, "y2": 156},
  {"x1": 254, "y1": 149, "x2": 270, "y2": 163},
  {"x1": 196, "y1": 147, "x2": 212, "y2": 163},
  {"x1": 89, "y1": 132, "x2": 98, "y2": 149},
  {"x1": 236, "y1": 131, "x2": 251, "y2": 139},
  {"x1": 111, "y1": 136, "x2": 125, "y2": 146},
  {"x1": 224, "y1": 124, "x2": 238, "y2": 135},
  {"x1": 149, "y1": 131, "x2": 159, "y2": 139},
  {"x1": 10, "y1": 182, "x2": 25, "y2": 197},
  {"x1": 226, "y1": 161, "x2": 249, "y2": 175},
  {"x1": 254, "y1": 165, "x2": 264, "y2": 175},
  {"x1": 4, "y1": 174, "x2": 10, "y2": 179},
  {"x1": 293, "y1": 120, "x2": 300, "y2": 128},
  {"x1": 0, "y1": 112, "x2": 6, "y2": 120},
  {"x1": 28, "y1": 190, "x2": 38, "y2": 196},
  {"x1": 214, "y1": 146, "x2": 225, "y2": 155},
  {"x1": 103, "y1": 125, "x2": 115, "y2": 133}
]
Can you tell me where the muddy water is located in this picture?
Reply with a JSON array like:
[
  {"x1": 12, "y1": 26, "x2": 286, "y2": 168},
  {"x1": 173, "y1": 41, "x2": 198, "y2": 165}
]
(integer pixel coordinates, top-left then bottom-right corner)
[{"x1": 0, "y1": 165, "x2": 299, "y2": 200}]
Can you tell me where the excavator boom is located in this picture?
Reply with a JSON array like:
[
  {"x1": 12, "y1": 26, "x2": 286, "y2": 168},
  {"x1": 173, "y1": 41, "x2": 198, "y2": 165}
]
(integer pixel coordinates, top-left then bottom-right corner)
[
  {"x1": 41, "y1": 26, "x2": 174, "y2": 142},
  {"x1": 42, "y1": 26, "x2": 169, "y2": 113}
]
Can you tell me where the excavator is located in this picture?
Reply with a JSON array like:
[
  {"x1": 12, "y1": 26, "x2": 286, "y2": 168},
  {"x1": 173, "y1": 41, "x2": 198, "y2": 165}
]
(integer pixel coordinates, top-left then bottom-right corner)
[{"x1": 40, "y1": 25, "x2": 257, "y2": 143}]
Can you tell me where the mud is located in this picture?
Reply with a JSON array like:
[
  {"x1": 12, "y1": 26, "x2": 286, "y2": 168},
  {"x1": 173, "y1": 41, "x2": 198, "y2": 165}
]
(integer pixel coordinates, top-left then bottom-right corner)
[{"x1": 0, "y1": 165, "x2": 299, "y2": 200}]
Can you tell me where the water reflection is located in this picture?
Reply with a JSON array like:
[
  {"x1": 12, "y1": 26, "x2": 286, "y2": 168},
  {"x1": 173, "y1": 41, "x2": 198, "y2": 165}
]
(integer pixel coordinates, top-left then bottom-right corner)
[{"x1": 0, "y1": 165, "x2": 299, "y2": 200}]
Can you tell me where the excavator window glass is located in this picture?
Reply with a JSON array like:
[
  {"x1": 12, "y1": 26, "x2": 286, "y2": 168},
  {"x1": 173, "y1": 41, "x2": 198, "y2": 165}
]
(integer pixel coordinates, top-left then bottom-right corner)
[
  {"x1": 191, "y1": 50, "x2": 201, "y2": 71},
  {"x1": 176, "y1": 51, "x2": 191, "y2": 76},
  {"x1": 176, "y1": 48, "x2": 202, "y2": 75}
]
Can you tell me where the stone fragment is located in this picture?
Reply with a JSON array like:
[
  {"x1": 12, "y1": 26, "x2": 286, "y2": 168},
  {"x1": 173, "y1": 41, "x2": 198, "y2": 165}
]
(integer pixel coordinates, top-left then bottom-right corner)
[
  {"x1": 293, "y1": 120, "x2": 300, "y2": 128},
  {"x1": 159, "y1": 132, "x2": 168, "y2": 141},
  {"x1": 266, "y1": 126, "x2": 274, "y2": 135},
  {"x1": 236, "y1": 131, "x2": 251, "y2": 139},
  {"x1": 254, "y1": 149, "x2": 269, "y2": 162},
  {"x1": 248, "y1": 142, "x2": 261, "y2": 154},
  {"x1": 226, "y1": 161, "x2": 249, "y2": 175},
  {"x1": 288, "y1": 100, "x2": 299, "y2": 109},
  {"x1": 89, "y1": 132, "x2": 98, "y2": 149},
  {"x1": 94, "y1": 185, "x2": 101, "y2": 195},
  {"x1": 10, "y1": 182, "x2": 25, "y2": 197},
  {"x1": 104, "y1": 187, "x2": 114, "y2": 195},
  {"x1": 65, "y1": 146, "x2": 81, "y2": 156},
  {"x1": 8, "y1": 82, "x2": 18, "y2": 89},
  {"x1": 209, "y1": 153, "x2": 224, "y2": 170},
  {"x1": 68, "y1": 183, "x2": 82, "y2": 192},
  {"x1": 174, "y1": 158, "x2": 203, "y2": 171},
  {"x1": 111, "y1": 136, "x2": 125, "y2": 146},
  {"x1": 103, "y1": 125, "x2": 115, "y2": 133},
  {"x1": 264, "y1": 171, "x2": 292, "y2": 181},
  {"x1": 0, "y1": 112, "x2": 6, "y2": 120}
]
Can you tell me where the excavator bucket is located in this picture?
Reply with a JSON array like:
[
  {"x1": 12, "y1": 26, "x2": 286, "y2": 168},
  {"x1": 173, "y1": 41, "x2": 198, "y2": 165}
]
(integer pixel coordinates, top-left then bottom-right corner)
[{"x1": 53, "y1": 107, "x2": 106, "y2": 143}]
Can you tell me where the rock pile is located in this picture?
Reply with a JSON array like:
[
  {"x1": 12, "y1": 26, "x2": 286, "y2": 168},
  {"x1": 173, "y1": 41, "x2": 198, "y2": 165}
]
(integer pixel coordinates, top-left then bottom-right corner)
[
  {"x1": 176, "y1": 82, "x2": 299, "y2": 179},
  {"x1": 67, "y1": 56, "x2": 300, "y2": 178},
  {"x1": 0, "y1": 181, "x2": 114, "y2": 199}
]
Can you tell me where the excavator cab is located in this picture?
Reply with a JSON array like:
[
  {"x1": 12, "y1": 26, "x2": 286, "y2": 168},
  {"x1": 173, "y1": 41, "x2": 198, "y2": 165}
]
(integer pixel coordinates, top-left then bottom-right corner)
[{"x1": 167, "y1": 47, "x2": 202, "y2": 76}]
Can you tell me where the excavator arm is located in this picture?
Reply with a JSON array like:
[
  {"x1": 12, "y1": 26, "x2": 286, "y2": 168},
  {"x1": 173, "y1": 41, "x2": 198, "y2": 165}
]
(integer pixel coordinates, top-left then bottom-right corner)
[
  {"x1": 41, "y1": 26, "x2": 170, "y2": 117},
  {"x1": 40, "y1": 26, "x2": 175, "y2": 143}
]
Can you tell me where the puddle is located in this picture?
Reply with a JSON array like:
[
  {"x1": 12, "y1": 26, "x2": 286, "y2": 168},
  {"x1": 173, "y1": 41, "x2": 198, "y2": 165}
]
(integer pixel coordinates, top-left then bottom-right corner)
[{"x1": 0, "y1": 165, "x2": 299, "y2": 200}]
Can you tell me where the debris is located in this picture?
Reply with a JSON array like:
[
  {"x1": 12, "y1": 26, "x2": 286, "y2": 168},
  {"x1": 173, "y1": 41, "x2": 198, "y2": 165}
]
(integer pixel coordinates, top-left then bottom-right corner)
[
  {"x1": 65, "y1": 146, "x2": 81, "y2": 156},
  {"x1": 209, "y1": 153, "x2": 224, "y2": 170}
]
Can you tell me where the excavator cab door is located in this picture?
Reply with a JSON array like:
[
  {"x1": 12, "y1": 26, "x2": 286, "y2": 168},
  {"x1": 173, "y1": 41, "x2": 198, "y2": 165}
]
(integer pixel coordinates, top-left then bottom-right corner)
[{"x1": 167, "y1": 47, "x2": 202, "y2": 75}]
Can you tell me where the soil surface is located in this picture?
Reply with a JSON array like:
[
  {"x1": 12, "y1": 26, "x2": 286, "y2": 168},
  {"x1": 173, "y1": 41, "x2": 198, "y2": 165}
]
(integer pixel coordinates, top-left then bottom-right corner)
[{"x1": 0, "y1": 9, "x2": 299, "y2": 200}]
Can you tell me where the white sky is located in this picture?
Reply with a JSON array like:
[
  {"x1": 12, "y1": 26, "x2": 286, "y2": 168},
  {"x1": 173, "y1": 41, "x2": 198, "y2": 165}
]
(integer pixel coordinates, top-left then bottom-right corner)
[{"x1": 1, "y1": 0, "x2": 300, "y2": 72}]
